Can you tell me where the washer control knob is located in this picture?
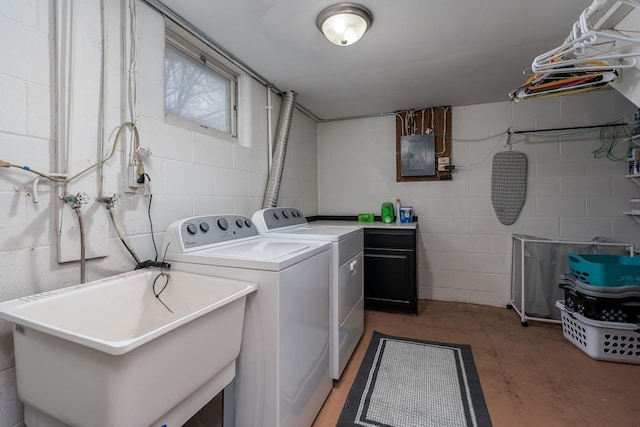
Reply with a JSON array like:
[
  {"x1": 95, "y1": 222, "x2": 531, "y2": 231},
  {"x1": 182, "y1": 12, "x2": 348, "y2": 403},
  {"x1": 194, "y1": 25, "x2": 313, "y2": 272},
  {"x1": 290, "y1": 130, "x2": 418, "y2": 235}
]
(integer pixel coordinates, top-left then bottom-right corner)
[
  {"x1": 236, "y1": 218, "x2": 244, "y2": 228},
  {"x1": 244, "y1": 219, "x2": 252, "y2": 228},
  {"x1": 186, "y1": 223, "x2": 198, "y2": 235},
  {"x1": 217, "y1": 218, "x2": 228, "y2": 231},
  {"x1": 282, "y1": 210, "x2": 289, "y2": 218},
  {"x1": 273, "y1": 212, "x2": 279, "y2": 220},
  {"x1": 199, "y1": 222, "x2": 210, "y2": 232}
]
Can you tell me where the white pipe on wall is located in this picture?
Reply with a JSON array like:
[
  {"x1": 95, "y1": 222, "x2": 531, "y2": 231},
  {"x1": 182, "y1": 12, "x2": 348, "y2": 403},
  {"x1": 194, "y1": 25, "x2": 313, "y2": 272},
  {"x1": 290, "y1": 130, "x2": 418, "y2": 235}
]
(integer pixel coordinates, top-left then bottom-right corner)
[
  {"x1": 237, "y1": 75, "x2": 254, "y2": 148},
  {"x1": 54, "y1": 0, "x2": 73, "y2": 188},
  {"x1": 98, "y1": 0, "x2": 107, "y2": 196},
  {"x1": 267, "y1": 86, "x2": 273, "y2": 169}
]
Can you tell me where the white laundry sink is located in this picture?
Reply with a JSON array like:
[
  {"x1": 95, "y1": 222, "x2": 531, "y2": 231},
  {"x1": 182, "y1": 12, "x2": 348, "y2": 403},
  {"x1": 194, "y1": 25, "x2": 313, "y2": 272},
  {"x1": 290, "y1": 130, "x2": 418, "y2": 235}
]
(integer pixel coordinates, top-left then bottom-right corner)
[{"x1": 0, "y1": 269, "x2": 256, "y2": 427}]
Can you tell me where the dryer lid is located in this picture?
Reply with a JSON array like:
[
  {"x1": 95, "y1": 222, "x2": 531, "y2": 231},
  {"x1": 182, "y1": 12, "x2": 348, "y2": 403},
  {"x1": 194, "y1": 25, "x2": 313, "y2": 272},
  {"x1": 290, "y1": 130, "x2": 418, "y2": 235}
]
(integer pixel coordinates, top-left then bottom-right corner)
[{"x1": 265, "y1": 225, "x2": 361, "y2": 241}]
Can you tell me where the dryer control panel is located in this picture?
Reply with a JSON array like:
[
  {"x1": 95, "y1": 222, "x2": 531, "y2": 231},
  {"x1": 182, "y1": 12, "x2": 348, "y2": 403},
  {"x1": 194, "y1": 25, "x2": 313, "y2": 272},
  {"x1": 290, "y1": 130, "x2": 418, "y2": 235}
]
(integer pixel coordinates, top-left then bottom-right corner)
[
  {"x1": 253, "y1": 207, "x2": 307, "y2": 232},
  {"x1": 164, "y1": 215, "x2": 258, "y2": 253}
]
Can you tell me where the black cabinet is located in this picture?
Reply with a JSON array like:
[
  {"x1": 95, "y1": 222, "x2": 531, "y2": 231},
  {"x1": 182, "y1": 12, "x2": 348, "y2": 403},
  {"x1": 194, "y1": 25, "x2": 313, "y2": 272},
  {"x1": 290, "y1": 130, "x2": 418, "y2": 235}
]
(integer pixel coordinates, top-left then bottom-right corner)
[{"x1": 363, "y1": 228, "x2": 418, "y2": 314}]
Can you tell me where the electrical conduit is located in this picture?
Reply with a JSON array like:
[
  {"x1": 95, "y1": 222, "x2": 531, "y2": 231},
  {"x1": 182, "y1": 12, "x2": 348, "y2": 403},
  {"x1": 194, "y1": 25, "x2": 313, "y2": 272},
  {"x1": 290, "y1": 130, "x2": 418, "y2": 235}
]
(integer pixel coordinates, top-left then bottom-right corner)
[{"x1": 267, "y1": 86, "x2": 273, "y2": 169}]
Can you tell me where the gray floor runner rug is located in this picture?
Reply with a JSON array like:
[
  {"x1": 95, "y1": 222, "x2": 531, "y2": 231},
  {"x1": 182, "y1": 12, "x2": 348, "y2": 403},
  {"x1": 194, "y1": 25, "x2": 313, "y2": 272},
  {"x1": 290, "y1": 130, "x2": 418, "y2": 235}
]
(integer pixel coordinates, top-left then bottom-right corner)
[
  {"x1": 491, "y1": 150, "x2": 527, "y2": 225},
  {"x1": 337, "y1": 331, "x2": 492, "y2": 427}
]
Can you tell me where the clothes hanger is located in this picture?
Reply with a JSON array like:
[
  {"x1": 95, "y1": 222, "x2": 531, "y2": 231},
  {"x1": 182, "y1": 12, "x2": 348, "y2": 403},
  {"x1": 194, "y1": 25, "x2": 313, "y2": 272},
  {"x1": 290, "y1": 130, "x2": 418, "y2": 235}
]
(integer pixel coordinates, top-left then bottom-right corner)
[
  {"x1": 511, "y1": 0, "x2": 640, "y2": 101},
  {"x1": 524, "y1": 74, "x2": 608, "y2": 94},
  {"x1": 509, "y1": 70, "x2": 616, "y2": 101},
  {"x1": 532, "y1": 35, "x2": 638, "y2": 73},
  {"x1": 531, "y1": 2, "x2": 640, "y2": 73}
]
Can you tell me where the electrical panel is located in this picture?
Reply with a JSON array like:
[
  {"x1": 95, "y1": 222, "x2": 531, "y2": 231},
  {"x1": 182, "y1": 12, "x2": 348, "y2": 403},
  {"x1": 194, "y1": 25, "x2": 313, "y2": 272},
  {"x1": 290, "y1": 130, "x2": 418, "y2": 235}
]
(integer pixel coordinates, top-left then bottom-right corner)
[
  {"x1": 395, "y1": 106, "x2": 452, "y2": 182},
  {"x1": 400, "y1": 134, "x2": 435, "y2": 176}
]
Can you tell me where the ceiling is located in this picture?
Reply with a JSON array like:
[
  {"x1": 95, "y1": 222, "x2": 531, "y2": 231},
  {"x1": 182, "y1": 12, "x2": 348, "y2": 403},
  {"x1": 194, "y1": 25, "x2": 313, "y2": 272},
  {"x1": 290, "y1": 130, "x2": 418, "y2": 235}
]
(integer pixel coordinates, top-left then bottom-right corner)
[{"x1": 157, "y1": 0, "x2": 592, "y2": 121}]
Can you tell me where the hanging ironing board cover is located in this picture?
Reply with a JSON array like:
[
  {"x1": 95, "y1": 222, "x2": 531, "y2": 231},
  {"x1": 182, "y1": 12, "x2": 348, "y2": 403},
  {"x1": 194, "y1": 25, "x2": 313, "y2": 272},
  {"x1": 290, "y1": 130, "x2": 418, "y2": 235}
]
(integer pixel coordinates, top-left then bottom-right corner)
[{"x1": 491, "y1": 151, "x2": 527, "y2": 225}]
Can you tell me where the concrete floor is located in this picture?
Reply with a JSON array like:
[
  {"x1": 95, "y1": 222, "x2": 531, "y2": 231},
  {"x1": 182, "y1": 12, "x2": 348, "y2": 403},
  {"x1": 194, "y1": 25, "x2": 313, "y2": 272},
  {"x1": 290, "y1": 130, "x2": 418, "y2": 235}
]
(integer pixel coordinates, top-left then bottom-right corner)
[{"x1": 312, "y1": 300, "x2": 640, "y2": 427}]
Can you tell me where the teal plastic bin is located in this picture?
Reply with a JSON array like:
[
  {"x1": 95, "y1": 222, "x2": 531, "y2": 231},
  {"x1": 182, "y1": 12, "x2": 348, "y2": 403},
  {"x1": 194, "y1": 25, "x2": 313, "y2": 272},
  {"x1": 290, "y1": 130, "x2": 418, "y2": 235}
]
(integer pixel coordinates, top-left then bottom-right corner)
[{"x1": 567, "y1": 253, "x2": 640, "y2": 286}]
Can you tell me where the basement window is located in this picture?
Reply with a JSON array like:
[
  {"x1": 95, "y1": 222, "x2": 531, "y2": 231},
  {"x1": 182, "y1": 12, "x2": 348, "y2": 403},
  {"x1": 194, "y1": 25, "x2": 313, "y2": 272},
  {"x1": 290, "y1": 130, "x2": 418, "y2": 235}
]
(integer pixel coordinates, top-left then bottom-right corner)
[{"x1": 164, "y1": 25, "x2": 238, "y2": 139}]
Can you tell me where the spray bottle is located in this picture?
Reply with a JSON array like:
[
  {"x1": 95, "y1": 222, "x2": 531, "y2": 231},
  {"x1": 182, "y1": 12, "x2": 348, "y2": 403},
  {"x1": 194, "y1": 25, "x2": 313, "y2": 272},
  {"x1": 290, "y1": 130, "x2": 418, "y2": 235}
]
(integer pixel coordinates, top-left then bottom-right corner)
[{"x1": 395, "y1": 199, "x2": 401, "y2": 223}]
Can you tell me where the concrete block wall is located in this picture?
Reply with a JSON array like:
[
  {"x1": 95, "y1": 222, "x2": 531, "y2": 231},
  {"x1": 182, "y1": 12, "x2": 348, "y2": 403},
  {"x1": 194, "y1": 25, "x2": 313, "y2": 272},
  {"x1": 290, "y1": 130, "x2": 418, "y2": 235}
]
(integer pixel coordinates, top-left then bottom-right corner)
[
  {"x1": 0, "y1": 0, "x2": 637, "y2": 425},
  {"x1": 0, "y1": 1, "x2": 317, "y2": 424},
  {"x1": 318, "y1": 90, "x2": 640, "y2": 307}
]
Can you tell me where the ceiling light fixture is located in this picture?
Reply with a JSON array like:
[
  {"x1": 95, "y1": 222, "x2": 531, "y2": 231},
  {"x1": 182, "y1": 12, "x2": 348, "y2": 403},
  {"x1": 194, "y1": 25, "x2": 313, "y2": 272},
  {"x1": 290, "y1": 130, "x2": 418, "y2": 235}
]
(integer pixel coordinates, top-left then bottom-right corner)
[{"x1": 316, "y1": 3, "x2": 373, "y2": 47}]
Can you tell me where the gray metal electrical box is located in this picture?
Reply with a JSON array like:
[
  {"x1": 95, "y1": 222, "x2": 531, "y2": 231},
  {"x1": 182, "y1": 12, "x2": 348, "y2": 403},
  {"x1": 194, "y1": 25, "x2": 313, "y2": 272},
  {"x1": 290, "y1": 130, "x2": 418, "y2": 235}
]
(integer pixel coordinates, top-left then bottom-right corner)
[{"x1": 400, "y1": 134, "x2": 435, "y2": 176}]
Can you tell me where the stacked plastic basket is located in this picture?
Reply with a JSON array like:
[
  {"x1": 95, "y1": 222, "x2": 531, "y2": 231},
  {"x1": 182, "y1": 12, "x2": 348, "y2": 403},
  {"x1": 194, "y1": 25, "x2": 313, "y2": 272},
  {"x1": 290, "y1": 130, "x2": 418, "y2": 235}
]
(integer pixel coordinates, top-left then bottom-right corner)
[{"x1": 556, "y1": 253, "x2": 640, "y2": 364}]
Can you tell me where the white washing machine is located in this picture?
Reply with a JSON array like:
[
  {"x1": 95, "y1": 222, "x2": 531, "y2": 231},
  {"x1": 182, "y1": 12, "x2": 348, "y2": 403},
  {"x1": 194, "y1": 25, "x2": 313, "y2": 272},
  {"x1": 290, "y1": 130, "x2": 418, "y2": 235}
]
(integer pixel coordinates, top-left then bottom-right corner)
[
  {"x1": 252, "y1": 207, "x2": 364, "y2": 380},
  {"x1": 162, "y1": 215, "x2": 332, "y2": 427}
]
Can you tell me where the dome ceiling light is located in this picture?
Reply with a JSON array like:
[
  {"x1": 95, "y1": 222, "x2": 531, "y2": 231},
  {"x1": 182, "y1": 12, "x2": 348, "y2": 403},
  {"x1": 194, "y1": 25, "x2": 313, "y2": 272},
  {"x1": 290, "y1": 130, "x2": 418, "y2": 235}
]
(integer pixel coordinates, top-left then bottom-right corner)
[{"x1": 316, "y1": 3, "x2": 373, "y2": 46}]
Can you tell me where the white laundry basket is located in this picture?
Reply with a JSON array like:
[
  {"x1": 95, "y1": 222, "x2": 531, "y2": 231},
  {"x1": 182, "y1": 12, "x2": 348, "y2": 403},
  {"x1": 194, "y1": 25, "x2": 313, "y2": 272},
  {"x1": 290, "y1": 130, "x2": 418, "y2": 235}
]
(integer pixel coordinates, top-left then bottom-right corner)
[{"x1": 556, "y1": 300, "x2": 640, "y2": 364}]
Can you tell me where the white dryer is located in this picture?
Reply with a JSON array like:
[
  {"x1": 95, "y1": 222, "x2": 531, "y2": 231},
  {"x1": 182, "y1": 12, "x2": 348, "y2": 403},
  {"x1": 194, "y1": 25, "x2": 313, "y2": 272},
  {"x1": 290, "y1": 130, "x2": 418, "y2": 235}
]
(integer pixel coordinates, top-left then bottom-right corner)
[
  {"x1": 252, "y1": 207, "x2": 364, "y2": 380},
  {"x1": 163, "y1": 215, "x2": 332, "y2": 427}
]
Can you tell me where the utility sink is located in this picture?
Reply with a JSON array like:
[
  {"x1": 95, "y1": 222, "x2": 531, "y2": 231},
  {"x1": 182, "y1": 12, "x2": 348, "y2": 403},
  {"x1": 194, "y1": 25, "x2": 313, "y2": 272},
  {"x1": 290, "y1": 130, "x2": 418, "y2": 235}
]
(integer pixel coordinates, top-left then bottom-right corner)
[{"x1": 0, "y1": 269, "x2": 257, "y2": 427}]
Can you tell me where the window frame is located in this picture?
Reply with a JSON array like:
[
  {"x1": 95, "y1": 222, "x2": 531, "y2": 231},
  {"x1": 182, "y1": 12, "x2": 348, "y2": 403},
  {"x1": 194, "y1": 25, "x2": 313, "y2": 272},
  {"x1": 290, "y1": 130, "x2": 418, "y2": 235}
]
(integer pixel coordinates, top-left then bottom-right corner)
[{"x1": 164, "y1": 21, "x2": 239, "y2": 140}]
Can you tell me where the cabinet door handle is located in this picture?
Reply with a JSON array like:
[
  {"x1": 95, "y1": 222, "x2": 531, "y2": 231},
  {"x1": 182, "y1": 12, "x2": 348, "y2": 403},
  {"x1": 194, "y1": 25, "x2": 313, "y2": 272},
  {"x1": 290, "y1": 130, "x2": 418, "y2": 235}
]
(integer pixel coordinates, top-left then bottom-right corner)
[{"x1": 350, "y1": 260, "x2": 358, "y2": 275}]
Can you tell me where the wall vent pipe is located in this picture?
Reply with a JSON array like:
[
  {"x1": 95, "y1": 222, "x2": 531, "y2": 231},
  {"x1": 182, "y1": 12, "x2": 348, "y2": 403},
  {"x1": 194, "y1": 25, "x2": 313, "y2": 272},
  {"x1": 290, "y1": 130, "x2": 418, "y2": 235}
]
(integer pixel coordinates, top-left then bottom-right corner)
[{"x1": 262, "y1": 91, "x2": 296, "y2": 208}]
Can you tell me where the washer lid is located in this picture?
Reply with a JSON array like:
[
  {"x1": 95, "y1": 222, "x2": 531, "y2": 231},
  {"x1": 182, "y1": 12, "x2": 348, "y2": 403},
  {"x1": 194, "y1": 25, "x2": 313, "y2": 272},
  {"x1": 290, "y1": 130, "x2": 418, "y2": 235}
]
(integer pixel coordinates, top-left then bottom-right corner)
[{"x1": 165, "y1": 238, "x2": 330, "y2": 271}]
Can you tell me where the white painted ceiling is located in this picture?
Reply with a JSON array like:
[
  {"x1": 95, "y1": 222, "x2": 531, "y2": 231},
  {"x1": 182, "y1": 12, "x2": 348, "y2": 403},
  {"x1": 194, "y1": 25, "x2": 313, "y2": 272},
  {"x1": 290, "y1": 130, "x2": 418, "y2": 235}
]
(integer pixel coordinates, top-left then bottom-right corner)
[{"x1": 157, "y1": 0, "x2": 592, "y2": 120}]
